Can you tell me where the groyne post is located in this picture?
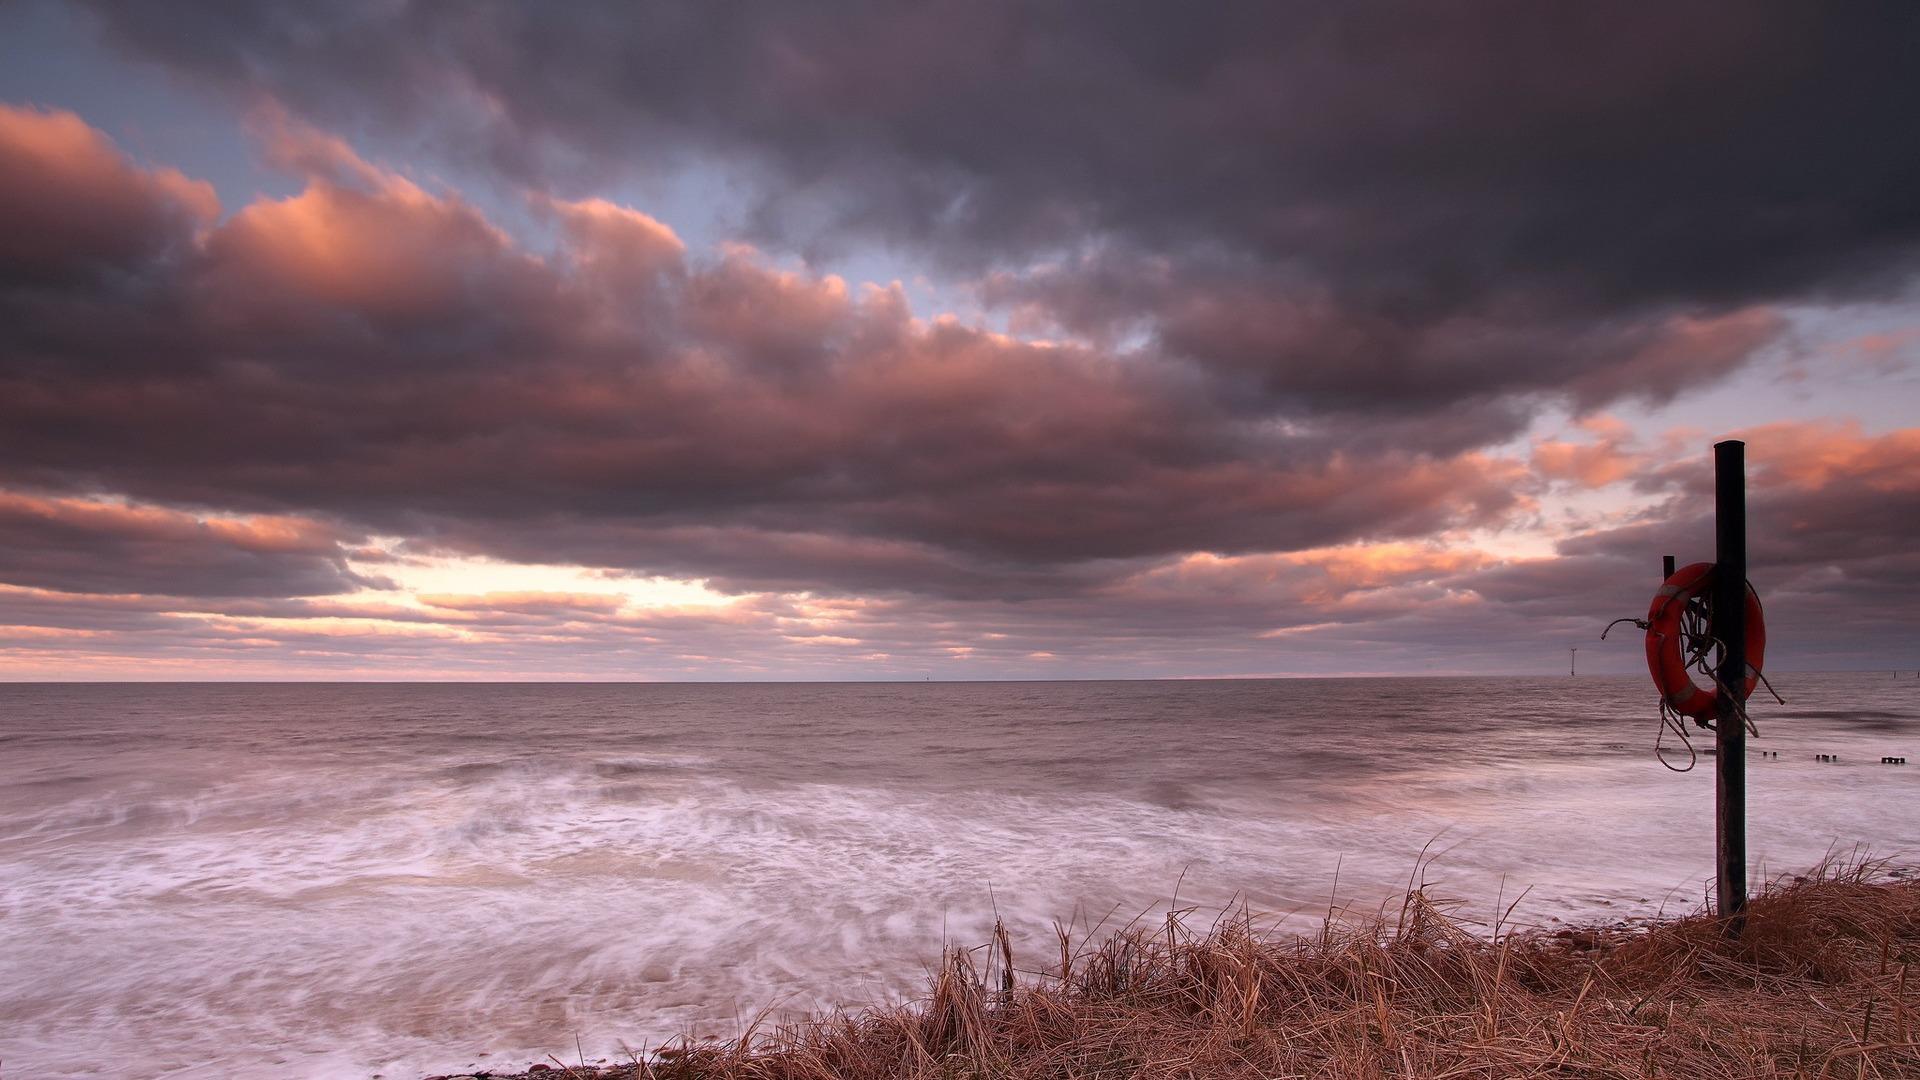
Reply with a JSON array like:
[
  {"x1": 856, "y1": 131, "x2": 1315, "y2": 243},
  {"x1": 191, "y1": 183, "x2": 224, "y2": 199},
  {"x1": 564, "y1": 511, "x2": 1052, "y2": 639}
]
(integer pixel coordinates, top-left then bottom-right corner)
[{"x1": 1713, "y1": 440, "x2": 1747, "y2": 926}]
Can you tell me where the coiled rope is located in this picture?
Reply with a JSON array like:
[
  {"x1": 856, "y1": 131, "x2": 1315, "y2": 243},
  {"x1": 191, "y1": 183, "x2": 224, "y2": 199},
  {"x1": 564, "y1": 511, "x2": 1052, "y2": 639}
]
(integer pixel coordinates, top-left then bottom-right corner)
[{"x1": 1602, "y1": 583, "x2": 1784, "y2": 773}]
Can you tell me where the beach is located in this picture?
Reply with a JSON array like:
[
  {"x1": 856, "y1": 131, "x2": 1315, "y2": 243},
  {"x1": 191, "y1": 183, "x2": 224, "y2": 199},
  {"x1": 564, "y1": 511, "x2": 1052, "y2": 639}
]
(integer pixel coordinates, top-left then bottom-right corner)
[
  {"x1": 433, "y1": 866, "x2": 1920, "y2": 1079},
  {"x1": 1, "y1": 676, "x2": 1914, "y2": 1077}
]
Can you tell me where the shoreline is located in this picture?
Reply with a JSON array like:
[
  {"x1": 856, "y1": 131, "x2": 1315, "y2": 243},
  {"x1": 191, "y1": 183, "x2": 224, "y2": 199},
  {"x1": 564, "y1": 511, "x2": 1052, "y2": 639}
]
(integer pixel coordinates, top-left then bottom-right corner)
[{"x1": 426, "y1": 863, "x2": 1919, "y2": 1079}]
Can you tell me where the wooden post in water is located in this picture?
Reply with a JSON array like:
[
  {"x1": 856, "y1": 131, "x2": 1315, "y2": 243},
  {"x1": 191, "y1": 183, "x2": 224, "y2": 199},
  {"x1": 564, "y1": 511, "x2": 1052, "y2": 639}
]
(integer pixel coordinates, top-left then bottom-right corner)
[{"x1": 1713, "y1": 440, "x2": 1747, "y2": 926}]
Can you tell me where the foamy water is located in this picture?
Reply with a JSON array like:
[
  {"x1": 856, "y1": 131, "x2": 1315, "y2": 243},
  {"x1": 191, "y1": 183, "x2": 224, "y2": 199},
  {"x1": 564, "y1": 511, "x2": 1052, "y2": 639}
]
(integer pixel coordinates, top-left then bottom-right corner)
[{"x1": 1, "y1": 677, "x2": 1914, "y2": 1077}]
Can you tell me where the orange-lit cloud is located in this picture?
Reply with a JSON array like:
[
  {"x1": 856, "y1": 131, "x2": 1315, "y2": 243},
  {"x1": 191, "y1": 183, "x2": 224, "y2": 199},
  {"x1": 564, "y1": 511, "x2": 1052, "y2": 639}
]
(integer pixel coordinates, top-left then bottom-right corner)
[
  {"x1": 1743, "y1": 421, "x2": 1920, "y2": 493},
  {"x1": 1, "y1": 98, "x2": 1917, "y2": 678},
  {"x1": 209, "y1": 125, "x2": 527, "y2": 322},
  {"x1": 0, "y1": 103, "x2": 217, "y2": 277},
  {"x1": 1531, "y1": 415, "x2": 1644, "y2": 488},
  {"x1": 417, "y1": 591, "x2": 629, "y2": 615},
  {"x1": 0, "y1": 490, "x2": 372, "y2": 598}
]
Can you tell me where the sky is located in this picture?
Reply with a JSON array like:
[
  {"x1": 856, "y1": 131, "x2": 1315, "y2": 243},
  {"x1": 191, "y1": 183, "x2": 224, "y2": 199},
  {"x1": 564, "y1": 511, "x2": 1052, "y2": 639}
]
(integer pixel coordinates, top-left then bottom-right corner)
[{"x1": 1, "y1": 1, "x2": 1917, "y2": 681}]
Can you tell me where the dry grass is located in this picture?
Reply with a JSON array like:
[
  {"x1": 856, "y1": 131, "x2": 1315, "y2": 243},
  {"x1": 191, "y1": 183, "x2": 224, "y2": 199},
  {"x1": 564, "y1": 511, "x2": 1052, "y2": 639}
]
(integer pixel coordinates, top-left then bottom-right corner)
[{"x1": 461, "y1": 862, "x2": 1920, "y2": 1080}]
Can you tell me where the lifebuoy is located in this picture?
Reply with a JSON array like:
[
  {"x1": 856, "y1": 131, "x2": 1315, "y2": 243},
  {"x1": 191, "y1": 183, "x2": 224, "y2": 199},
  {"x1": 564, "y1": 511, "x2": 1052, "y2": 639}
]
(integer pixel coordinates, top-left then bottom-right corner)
[{"x1": 1644, "y1": 561, "x2": 1766, "y2": 723}]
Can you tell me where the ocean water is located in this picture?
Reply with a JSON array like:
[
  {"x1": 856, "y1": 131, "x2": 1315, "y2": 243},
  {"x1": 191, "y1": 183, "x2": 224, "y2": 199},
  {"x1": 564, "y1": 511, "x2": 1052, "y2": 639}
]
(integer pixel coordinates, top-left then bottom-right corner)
[{"x1": 1, "y1": 676, "x2": 1914, "y2": 1078}]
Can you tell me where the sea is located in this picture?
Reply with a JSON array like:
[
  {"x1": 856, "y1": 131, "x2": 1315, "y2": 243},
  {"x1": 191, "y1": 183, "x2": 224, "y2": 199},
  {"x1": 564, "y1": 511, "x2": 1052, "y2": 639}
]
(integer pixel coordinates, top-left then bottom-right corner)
[{"x1": 1, "y1": 675, "x2": 1914, "y2": 1078}]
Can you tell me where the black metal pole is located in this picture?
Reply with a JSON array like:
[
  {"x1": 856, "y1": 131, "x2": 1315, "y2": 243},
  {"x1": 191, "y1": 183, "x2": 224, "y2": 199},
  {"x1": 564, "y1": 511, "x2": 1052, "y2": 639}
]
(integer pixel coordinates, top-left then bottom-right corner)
[
  {"x1": 1663, "y1": 554, "x2": 1676, "y2": 580},
  {"x1": 1713, "y1": 440, "x2": 1747, "y2": 924}
]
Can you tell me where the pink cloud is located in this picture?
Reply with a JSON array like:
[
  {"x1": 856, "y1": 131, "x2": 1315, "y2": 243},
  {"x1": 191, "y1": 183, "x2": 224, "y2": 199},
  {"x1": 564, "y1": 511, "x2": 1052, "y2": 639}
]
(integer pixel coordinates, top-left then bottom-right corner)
[
  {"x1": 207, "y1": 163, "x2": 527, "y2": 325},
  {"x1": 1531, "y1": 419, "x2": 1643, "y2": 488},
  {"x1": 0, "y1": 106, "x2": 1914, "y2": 676},
  {"x1": 1742, "y1": 421, "x2": 1920, "y2": 493},
  {"x1": 0, "y1": 103, "x2": 217, "y2": 278},
  {"x1": 0, "y1": 110, "x2": 1547, "y2": 607},
  {"x1": 547, "y1": 196, "x2": 687, "y2": 281}
]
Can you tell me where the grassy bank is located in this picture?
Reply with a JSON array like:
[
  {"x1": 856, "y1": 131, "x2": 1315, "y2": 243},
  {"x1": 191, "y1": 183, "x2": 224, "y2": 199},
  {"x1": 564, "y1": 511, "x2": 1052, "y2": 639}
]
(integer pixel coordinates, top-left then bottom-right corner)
[{"x1": 441, "y1": 864, "x2": 1918, "y2": 1079}]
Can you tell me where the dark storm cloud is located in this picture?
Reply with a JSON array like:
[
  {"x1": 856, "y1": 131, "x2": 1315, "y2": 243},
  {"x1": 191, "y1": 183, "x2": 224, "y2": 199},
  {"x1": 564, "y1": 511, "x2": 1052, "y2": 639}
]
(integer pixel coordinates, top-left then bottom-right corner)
[
  {"x1": 3, "y1": 421, "x2": 1912, "y2": 674},
  {"x1": 79, "y1": 0, "x2": 1920, "y2": 414},
  {"x1": 0, "y1": 490, "x2": 376, "y2": 598},
  {"x1": 0, "y1": 105, "x2": 1526, "y2": 602},
  {"x1": 983, "y1": 255, "x2": 1785, "y2": 421},
  {"x1": 5, "y1": 2, "x2": 1920, "y2": 674},
  {"x1": 0, "y1": 539, "x2": 1505, "y2": 677}
]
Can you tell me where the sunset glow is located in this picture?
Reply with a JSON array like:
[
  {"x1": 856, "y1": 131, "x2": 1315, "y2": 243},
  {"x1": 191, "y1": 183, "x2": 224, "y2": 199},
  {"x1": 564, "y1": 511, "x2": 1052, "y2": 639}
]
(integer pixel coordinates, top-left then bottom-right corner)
[{"x1": 2, "y1": 5, "x2": 1917, "y2": 680}]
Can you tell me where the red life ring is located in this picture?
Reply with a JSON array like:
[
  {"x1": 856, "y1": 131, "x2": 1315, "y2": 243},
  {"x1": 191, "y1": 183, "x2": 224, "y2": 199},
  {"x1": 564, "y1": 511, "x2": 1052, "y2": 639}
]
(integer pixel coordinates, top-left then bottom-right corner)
[{"x1": 1643, "y1": 561, "x2": 1766, "y2": 723}]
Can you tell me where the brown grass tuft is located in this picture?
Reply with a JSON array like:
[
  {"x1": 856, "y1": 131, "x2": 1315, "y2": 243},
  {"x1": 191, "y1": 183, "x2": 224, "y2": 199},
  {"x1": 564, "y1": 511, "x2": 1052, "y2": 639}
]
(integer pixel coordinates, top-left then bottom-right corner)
[{"x1": 460, "y1": 862, "x2": 1920, "y2": 1079}]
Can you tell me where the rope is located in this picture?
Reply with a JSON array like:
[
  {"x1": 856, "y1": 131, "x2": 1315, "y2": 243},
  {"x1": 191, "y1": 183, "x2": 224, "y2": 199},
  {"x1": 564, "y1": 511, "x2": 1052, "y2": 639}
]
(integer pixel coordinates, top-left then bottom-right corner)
[
  {"x1": 1655, "y1": 699, "x2": 1697, "y2": 773},
  {"x1": 1602, "y1": 577, "x2": 1781, "y2": 771},
  {"x1": 1694, "y1": 646, "x2": 1760, "y2": 737},
  {"x1": 1745, "y1": 587, "x2": 1787, "y2": 707},
  {"x1": 1600, "y1": 617, "x2": 1646, "y2": 640}
]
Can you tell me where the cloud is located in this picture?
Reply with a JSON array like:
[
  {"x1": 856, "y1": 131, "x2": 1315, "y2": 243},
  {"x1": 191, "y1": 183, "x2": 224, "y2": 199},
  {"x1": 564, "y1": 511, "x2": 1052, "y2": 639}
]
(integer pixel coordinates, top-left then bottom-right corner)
[
  {"x1": 77, "y1": 2, "x2": 1920, "y2": 422},
  {"x1": 416, "y1": 591, "x2": 628, "y2": 616},
  {"x1": 6, "y1": 1, "x2": 1920, "y2": 678},
  {"x1": 0, "y1": 107, "x2": 1534, "y2": 606},
  {"x1": 0, "y1": 490, "x2": 374, "y2": 597},
  {"x1": 85, "y1": 4, "x2": 1920, "y2": 278},
  {"x1": 0, "y1": 102, "x2": 217, "y2": 284},
  {"x1": 5, "y1": 413, "x2": 1917, "y2": 676},
  {"x1": 1463, "y1": 421, "x2": 1920, "y2": 667},
  {"x1": 987, "y1": 256, "x2": 1791, "y2": 420},
  {"x1": 1531, "y1": 416, "x2": 1645, "y2": 489}
]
